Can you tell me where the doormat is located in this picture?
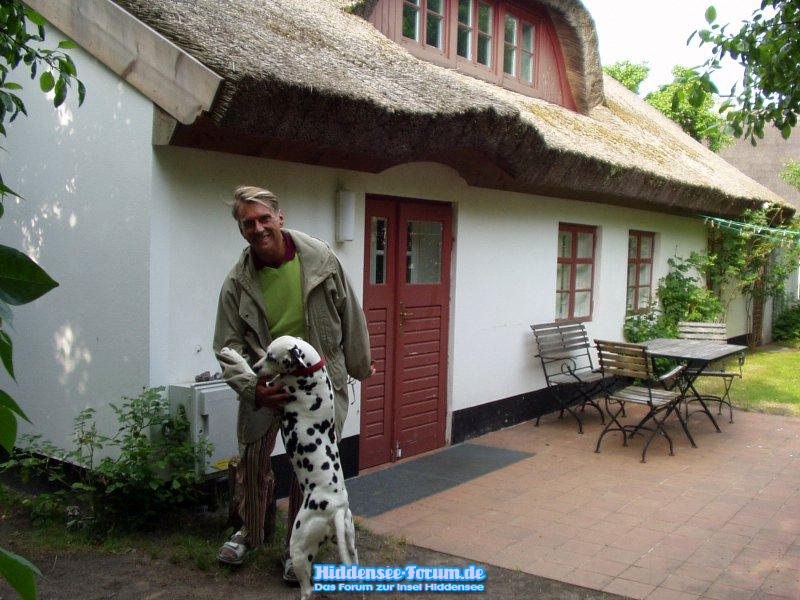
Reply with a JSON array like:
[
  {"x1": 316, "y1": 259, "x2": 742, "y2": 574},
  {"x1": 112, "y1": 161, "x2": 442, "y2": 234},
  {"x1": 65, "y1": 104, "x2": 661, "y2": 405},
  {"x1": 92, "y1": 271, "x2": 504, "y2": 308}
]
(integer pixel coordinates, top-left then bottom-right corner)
[{"x1": 346, "y1": 443, "x2": 533, "y2": 518}]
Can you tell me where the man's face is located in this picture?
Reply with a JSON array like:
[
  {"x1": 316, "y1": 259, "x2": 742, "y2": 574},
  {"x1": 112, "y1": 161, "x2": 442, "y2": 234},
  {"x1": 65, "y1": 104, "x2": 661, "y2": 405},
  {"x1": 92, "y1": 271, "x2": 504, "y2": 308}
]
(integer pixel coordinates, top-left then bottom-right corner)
[{"x1": 238, "y1": 201, "x2": 285, "y2": 263}]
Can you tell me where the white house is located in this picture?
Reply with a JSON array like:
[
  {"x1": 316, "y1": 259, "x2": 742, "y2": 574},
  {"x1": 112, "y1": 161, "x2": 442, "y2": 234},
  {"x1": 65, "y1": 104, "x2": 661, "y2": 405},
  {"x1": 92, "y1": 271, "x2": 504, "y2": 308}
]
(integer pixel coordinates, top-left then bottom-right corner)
[{"x1": 0, "y1": 0, "x2": 792, "y2": 479}]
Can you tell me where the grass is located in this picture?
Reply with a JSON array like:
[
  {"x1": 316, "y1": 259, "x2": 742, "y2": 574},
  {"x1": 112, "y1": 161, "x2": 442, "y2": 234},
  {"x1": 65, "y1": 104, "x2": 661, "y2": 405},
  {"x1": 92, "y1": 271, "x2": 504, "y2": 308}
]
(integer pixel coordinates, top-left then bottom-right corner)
[{"x1": 693, "y1": 341, "x2": 800, "y2": 416}]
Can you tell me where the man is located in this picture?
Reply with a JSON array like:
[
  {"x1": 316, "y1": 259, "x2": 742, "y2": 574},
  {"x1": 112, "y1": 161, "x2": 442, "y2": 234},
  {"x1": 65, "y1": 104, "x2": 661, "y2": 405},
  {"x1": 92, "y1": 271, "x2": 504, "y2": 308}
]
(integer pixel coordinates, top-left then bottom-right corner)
[{"x1": 213, "y1": 185, "x2": 372, "y2": 581}]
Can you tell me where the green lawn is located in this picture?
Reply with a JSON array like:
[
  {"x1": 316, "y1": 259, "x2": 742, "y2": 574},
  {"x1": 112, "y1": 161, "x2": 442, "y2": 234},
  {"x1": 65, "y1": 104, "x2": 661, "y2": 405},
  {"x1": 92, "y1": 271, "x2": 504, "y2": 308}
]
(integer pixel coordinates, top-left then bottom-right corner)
[{"x1": 694, "y1": 342, "x2": 800, "y2": 417}]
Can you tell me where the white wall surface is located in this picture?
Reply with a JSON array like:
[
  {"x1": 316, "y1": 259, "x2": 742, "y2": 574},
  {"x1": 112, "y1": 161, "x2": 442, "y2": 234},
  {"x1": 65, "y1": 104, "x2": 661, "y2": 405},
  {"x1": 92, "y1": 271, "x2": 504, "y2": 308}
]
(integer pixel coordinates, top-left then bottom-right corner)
[{"x1": 0, "y1": 34, "x2": 155, "y2": 450}]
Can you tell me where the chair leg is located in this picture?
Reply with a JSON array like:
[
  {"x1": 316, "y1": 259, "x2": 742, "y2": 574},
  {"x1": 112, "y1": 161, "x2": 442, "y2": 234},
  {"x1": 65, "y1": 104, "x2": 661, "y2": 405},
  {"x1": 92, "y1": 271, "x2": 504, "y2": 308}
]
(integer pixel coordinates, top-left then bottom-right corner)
[
  {"x1": 639, "y1": 406, "x2": 675, "y2": 463},
  {"x1": 595, "y1": 401, "x2": 626, "y2": 453}
]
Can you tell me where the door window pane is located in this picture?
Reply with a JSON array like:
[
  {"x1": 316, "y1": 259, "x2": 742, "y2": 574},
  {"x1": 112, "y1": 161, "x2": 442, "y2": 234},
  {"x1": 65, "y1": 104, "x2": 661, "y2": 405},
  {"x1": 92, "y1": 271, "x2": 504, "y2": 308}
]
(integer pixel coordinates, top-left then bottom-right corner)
[
  {"x1": 406, "y1": 220, "x2": 443, "y2": 284},
  {"x1": 370, "y1": 217, "x2": 388, "y2": 285}
]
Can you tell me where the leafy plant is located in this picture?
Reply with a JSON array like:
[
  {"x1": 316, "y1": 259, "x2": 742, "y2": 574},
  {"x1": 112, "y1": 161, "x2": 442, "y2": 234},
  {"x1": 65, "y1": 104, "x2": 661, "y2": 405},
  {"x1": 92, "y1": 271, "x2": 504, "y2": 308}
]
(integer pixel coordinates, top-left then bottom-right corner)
[
  {"x1": 623, "y1": 307, "x2": 675, "y2": 343},
  {"x1": 603, "y1": 60, "x2": 650, "y2": 94},
  {"x1": 645, "y1": 65, "x2": 734, "y2": 152},
  {"x1": 656, "y1": 254, "x2": 724, "y2": 329},
  {"x1": 689, "y1": 2, "x2": 800, "y2": 142},
  {"x1": 773, "y1": 304, "x2": 800, "y2": 342},
  {"x1": 2, "y1": 387, "x2": 213, "y2": 533},
  {"x1": 705, "y1": 208, "x2": 800, "y2": 344}
]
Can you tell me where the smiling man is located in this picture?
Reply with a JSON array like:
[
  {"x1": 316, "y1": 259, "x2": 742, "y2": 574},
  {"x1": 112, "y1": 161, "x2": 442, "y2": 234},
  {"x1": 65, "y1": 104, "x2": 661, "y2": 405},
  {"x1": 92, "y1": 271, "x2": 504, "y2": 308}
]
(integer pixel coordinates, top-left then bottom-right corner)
[{"x1": 213, "y1": 185, "x2": 373, "y2": 582}]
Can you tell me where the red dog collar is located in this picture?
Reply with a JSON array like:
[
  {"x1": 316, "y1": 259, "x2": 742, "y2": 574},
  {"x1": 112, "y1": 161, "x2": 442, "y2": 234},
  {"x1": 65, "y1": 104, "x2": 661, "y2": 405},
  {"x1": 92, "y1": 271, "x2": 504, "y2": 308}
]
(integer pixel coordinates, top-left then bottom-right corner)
[{"x1": 291, "y1": 358, "x2": 326, "y2": 377}]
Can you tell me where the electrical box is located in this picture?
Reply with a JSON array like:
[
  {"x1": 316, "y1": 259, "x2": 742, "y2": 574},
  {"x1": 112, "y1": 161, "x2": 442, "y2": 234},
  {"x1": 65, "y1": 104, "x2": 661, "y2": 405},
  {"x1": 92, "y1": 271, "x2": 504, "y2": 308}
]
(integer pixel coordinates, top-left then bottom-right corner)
[{"x1": 168, "y1": 381, "x2": 239, "y2": 478}]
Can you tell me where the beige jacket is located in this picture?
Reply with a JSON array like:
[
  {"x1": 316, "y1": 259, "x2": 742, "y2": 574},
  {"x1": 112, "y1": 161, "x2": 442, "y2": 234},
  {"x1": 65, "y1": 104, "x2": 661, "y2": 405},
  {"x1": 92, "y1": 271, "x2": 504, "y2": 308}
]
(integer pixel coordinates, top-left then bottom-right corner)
[{"x1": 213, "y1": 229, "x2": 372, "y2": 444}]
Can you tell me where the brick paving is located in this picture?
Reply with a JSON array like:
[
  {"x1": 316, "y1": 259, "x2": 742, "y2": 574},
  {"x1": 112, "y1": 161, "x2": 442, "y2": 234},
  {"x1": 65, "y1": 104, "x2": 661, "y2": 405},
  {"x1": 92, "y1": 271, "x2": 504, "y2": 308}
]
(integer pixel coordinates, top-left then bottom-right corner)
[{"x1": 356, "y1": 407, "x2": 800, "y2": 599}]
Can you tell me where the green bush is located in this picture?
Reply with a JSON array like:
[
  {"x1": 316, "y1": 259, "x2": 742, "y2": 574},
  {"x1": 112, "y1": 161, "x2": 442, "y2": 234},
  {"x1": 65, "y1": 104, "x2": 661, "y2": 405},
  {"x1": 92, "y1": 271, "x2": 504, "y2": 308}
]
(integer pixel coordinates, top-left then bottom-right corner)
[
  {"x1": 623, "y1": 309, "x2": 676, "y2": 343},
  {"x1": 657, "y1": 254, "x2": 723, "y2": 329},
  {"x1": 1, "y1": 387, "x2": 212, "y2": 534},
  {"x1": 774, "y1": 305, "x2": 800, "y2": 342}
]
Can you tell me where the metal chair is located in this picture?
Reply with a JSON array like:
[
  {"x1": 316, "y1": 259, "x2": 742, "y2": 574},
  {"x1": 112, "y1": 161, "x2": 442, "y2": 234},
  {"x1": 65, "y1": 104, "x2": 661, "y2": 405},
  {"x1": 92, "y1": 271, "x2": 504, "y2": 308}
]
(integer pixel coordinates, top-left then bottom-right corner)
[
  {"x1": 530, "y1": 321, "x2": 606, "y2": 433},
  {"x1": 678, "y1": 322, "x2": 744, "y2": 423},
  {"x1": 594, "y1": 339, "x2": 686, "y2": 463}
]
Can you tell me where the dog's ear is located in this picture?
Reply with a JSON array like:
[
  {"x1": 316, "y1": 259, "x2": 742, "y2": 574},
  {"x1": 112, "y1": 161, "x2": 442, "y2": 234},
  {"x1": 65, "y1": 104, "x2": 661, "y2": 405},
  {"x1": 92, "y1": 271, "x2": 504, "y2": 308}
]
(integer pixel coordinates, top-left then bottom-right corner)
[{"x1": 289, "y1": 345, "x2": 307, "y2": 368}]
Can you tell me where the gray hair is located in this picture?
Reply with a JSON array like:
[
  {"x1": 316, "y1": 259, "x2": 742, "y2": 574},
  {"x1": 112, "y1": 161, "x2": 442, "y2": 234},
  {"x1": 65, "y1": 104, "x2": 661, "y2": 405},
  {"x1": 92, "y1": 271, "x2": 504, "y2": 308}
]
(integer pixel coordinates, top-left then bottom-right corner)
[{"x1": 230, "y1": 185, "x2": 281, "y2": 221}]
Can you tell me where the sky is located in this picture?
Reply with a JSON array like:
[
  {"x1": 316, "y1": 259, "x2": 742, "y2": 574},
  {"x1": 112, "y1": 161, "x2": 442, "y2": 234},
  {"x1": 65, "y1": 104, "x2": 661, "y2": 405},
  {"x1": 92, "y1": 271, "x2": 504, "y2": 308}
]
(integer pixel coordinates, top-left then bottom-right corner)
[{"x1": 579, "y1": 0, "x2": 757, "y2": 95}]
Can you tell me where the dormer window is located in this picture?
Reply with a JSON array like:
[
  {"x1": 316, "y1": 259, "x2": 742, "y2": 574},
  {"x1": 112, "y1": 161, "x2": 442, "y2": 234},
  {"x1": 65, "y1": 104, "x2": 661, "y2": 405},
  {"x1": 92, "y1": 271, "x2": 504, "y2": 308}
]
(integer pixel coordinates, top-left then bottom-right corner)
[
  {"x1": 374, "y1": 0, "x2": 574, "y2": 109},
  {"x1": 456, "y1": 1, "x2": 493, "y2": 67},
  {"x1": 403, "y1": 0, "x2": 445, "y2": 49},
  {"x1": 504, "y1": 14, "x2": 535, "y2": 82}
]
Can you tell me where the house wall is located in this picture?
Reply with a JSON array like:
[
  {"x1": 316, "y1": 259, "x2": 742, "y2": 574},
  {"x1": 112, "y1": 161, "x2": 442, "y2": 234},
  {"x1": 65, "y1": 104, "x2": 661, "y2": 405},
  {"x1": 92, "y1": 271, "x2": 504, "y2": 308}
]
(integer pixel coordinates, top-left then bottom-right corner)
[
  {"x1": 0, "y1": 38, "x2": 156, "y2": 452},
  {"x1": 0, "y1": 25, "x2": 717, "y2": 462}
]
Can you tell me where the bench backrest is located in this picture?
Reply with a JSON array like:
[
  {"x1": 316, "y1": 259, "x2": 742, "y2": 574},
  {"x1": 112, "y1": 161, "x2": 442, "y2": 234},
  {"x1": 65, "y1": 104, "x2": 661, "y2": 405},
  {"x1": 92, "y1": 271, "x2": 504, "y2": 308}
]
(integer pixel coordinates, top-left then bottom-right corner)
[
  {"x1": 594, "y1": 339, "x2": 654, "y2": 381},
  {"x1": 678, "y1": 321, "x2": 728, "y2": 342},
  {"x1": 530, "y1": 321, "x2": 595, "y2": 381}
]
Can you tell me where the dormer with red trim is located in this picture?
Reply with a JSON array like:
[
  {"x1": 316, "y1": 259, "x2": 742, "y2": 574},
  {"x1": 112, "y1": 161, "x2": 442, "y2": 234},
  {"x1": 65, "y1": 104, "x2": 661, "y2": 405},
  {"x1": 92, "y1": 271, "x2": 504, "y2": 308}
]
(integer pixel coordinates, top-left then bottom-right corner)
[{"x1": 365, "y1": 0, "x2": 581, "y2": 111}]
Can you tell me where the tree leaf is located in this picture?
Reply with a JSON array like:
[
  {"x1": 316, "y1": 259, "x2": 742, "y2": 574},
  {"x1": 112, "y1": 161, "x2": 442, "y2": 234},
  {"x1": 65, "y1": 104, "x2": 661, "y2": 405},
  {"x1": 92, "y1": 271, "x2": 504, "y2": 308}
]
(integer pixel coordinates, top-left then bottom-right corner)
[
  {"x1": 0, "y1": 329, "x2": 13, "y2": 380},
  {"x1": 38, "y1": 70, "x2": 53, "y2": 93},
  {"x1": 0, "y1": 546, "x2": 40, "y2": 600},
  {"x1": 0, "y1": 404, "x2": 18, "y2": 453},
  {"x1": 0, "y1": 245, "x2": 59, "y2": 305},
  {"x1": 705, "y1": 6, "x2": 717, "y2": 24},
  {"x1": 0, "y1": 388, "x2": 29, "y2": 422}
]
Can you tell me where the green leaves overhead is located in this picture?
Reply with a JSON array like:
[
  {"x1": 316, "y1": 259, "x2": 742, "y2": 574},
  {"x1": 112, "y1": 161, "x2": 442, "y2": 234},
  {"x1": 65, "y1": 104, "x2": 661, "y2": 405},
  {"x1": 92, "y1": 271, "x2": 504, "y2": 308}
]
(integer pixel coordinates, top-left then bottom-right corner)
[{"x1": 690, "y1": 0, "x2": 800, "y2": 142}]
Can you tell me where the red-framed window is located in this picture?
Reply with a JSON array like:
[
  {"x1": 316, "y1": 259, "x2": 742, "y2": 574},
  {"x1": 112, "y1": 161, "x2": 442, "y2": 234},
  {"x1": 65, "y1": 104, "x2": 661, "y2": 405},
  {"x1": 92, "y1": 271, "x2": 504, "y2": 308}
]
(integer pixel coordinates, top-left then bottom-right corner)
[
  {"x1": 456, "y1": 0, "x2": 494, "y2": 67},
  {"x1": 556, "y1": 224, "x2": 596, "y2": 321},
  {"x1": 502, "y1": 12, "x2": 535, "y2": 82},
  {"x1": 400, "y1": 1, "x2": 543, "y2": 88},
  {"x1": 627, "y1": 231, "x2": 655, "y2": 313}
]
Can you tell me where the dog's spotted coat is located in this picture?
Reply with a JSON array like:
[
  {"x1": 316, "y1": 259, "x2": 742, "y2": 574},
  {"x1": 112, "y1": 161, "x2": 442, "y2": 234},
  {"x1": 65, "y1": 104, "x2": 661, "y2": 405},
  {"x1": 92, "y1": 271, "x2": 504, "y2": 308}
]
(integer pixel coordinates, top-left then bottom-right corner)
[{"x1": 220, "y1": 336, "x2": 357, "y2": 600}]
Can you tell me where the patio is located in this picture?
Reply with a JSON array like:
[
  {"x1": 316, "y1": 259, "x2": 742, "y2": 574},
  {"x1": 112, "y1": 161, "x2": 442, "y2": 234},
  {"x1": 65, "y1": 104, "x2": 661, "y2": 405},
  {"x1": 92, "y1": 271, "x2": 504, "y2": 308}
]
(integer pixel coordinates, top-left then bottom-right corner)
[{"x1": 351, "y1": 406, "x2": 800, "y2": 599}]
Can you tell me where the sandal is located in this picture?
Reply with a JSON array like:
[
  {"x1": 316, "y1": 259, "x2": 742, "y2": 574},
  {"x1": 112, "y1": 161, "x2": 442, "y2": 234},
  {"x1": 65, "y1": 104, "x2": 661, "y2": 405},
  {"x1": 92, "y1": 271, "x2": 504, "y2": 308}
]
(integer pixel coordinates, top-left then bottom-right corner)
[{"x1": 218, "y1": 530, "x2": 249, "y2": 565}]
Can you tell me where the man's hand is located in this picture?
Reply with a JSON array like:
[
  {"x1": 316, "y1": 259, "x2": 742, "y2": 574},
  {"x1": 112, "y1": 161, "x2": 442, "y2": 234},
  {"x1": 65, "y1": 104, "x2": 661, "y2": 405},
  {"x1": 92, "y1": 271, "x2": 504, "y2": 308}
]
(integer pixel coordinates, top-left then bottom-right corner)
[{"x1": 254, "y1": 376, "x2": 289, "y2": 410}]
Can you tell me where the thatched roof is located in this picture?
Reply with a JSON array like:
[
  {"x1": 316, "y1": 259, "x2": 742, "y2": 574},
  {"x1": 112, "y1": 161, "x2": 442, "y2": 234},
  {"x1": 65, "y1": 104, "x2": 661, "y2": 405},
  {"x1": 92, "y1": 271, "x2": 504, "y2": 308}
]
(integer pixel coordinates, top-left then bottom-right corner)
[{"x1": 100, "y1": 0, "x2": 790, "y2": 218}]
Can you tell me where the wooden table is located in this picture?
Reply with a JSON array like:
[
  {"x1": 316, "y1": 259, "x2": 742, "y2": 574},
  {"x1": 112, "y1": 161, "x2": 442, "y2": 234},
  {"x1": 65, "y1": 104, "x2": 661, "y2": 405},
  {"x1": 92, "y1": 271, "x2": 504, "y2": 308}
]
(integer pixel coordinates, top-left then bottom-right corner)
[{"x1": 642, "y1": 338, "x2": 747, "y2": 446}]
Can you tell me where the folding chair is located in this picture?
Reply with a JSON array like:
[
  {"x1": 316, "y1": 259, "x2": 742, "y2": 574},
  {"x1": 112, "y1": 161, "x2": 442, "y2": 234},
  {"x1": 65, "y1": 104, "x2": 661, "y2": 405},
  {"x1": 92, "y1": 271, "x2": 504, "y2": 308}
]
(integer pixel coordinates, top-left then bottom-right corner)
[
  {"x1": 594, "y1": 339, "x2": 685, "y2": 463},
  {"x1": 678, "y1": 322, "x2": 745, "y2": 423},
  {"x1": 530, "y1": 321, "x2": 607, "y2": 433}
]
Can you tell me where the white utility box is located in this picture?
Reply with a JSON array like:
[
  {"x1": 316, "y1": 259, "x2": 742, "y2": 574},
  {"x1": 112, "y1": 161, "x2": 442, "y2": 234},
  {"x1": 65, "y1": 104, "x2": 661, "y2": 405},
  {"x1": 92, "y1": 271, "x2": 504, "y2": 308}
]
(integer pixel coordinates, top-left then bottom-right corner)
[{"x1": 168, "y1": 381, "x2": 239, "y2": 478}]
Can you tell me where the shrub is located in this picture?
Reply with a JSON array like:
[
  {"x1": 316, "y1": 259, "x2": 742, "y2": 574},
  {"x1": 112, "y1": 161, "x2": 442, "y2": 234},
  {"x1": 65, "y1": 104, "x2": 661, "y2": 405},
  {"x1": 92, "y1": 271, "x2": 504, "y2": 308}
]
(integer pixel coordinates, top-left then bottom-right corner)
[
  {"x1": 773, "y1": 305, "x2": 800, "y2": 342},
  {"x1": 657, "y1": 254, "x2": 723, "y2": 328},
  {"x1": 1, "y1": 387, "x2": 212, "y2": 533},
  {"x1": 623, "y1": 309, "x2": 676, "y2": 343}
]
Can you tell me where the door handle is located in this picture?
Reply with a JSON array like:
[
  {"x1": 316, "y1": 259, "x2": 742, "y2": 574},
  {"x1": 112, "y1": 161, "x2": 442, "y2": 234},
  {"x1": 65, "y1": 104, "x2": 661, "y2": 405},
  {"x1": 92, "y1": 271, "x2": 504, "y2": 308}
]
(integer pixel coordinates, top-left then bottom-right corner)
[{"x1": 399, "y1": 302, "x2": 414, "y2": 326}]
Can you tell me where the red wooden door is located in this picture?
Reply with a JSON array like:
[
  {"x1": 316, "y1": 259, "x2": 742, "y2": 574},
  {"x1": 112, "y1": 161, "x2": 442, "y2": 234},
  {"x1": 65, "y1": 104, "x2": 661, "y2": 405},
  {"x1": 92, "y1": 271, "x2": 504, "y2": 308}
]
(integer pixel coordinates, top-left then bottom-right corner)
[{"x1": 360, "y1": 197, "x2": 452, "y2": 469}]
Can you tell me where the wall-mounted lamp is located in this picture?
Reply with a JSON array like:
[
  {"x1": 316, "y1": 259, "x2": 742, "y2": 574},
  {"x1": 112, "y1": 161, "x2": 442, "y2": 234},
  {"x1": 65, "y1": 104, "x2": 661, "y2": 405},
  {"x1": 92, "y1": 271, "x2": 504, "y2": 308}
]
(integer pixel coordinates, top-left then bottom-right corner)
[{"x1": 335, "y1": 190, "x2": 356, "y2": 242}]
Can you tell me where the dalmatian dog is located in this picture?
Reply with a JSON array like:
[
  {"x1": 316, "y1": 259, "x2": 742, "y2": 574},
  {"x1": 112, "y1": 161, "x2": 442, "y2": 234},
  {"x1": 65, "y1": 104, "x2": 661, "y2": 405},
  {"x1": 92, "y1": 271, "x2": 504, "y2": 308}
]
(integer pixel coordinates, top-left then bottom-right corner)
[{"x1": 220, "y1": 336, "x2": 357, "y2": 600}]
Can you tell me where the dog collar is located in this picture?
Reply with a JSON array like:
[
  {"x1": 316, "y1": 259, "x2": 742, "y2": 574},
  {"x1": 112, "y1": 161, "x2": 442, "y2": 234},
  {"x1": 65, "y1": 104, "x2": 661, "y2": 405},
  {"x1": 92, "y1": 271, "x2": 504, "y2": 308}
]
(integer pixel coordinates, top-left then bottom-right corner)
[{"x1": 291, "y1": 358, "x2": 326, "y2": 377}]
